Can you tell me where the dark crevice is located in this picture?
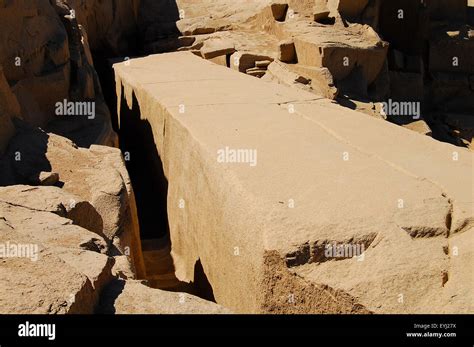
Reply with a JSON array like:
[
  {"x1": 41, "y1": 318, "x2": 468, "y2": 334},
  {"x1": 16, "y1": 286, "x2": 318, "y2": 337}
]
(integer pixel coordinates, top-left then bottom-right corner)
[
  {"x1": 92, "y1": 58, "x2": 216, "y2": 303},
  {"x1": 118, "y1": 88, "x2": 169, "y2": 240},
  {"x1": 95, "y1": 278, "x2": 126, "y2": 314},
  {"x1": 193, "y1": 259, "x2": 216, "y2": 303}
]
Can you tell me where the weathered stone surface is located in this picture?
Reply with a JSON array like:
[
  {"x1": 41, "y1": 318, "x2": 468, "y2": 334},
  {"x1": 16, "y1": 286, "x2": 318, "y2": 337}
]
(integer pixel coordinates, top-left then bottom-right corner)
[
  {"x1": 0, "y1": 0, "x2": 120, "y2": 147},
  {"x1": 0, "y1": 194, "x2": 112, "y2": 313},
  {"x1": 0, "y1": 127, "x2": 145, "y2": 279},
  {"x1": 65, "y1": 0, "x2": 140, "y2": 55},
  {"x1": 264, "y1": 61, "x2": 311, "y2": 90},
  {"x1": 54, "y1": 247, "x2": 115, "y2": 307},
  {"x1": 201, "y1": 38, "x2": 236, "y2": 59},
  {"x1": 115, "y1": 52, "x2": 473, "y2": 313},
  {"x1": 291, "y1": 23, "x2": 388, "y2": 86},
  {"x1": 0, "y1": 240, "x2": 95, "y2": 314},
  {"x1": 112, "y1": 255, "x2": 136, "y2": 280},
  {"x1": 239, "y1": 2, "x2": 388, "y2": 97},
  {"x1": 401, "y1": 120, "x2": 432, "y2": 137},
  {"x1": 173, "y1": 0, "x2": 271, "y2": 37},
  {"x1": 1, "y1": 0, "x2": 472, "y2": 318},
  {"x1": 98, "y1": 280, "x2": 231, "y2": 314},
  {"x1": 286, "y1": 64, "x2": 338, "y2": 99},
  {"x1": 0, "y1": 185, "x2": 103, "y2": 236},
  {"x1": 0, "y1": 0, "x2": 69, "y2": 127},
  {"x1": 230, "y1": 52, "x2": 275, "y2": 73},
  {"x1": 0, "y1": 201, "x2": 105, "y2": 254},
  {"x1": 208, "y1": 55, "x2": 228, "y2": 67}
]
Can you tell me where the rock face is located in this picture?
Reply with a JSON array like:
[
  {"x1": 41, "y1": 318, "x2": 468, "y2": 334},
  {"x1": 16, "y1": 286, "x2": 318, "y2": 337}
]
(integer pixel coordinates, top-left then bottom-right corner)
[
  {"x1": 0, "y1": 186, "x2": 110, "y2": 313},
  {"x1": 0, "y1": 134, "x2": 146, "y2": 312},
  {"x1": 0, "y1": 0, "x2": 69, "y2": 128},
  {"x1": 0, "y1": 126, "x2": 145, "y2": 278},
  {"x1": 1, "y1": 0, "x2": 473, "y2": 316},
  {"x1": 0, "y1": 0, "x2": 130, "y2": 148},
  {"x1": 0, "y1": 184, "x2": 220, "y2": 314},
  {"x1": 64, "y1": 0, "x2": 140, "y2": 55},
  {"x1": 0, "y1": 66, "x2": 19, "y2": 155},
  {"x1": 115, "y1": 52, "x2": 473, "y2": 313},
  {"x1": 140, "y1": 0, "x2": 473, "y2": 147}
]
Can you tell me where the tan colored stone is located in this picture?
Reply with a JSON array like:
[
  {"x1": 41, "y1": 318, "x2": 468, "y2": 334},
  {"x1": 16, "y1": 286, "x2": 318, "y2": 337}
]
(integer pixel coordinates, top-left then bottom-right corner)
[
  {"x1": 0, "y1": 129, "x2": 145, "y2": 279},
  {"x1": 208, "y1": 55, "x2": 228, "y2": 67},
  {"x1": 98, "y1": 280, "x2": 231, "y2": 314},
  {"x1": 201, "y1": 38, "x2": 236, "y2": 59},
  {"x1": 112, "y1": 255, "x2": 136, "y2": 280},
  {"x1": 54, "y1": 247, "x2": 114, "y2": 308},
  {"x1": 0, "y1": 201, "x2": 106, "y2": 253},
  {"x1": 115, "y1": 52, "x2": 473, "y2": 313},
  {"x1": 291, "y1": 23, "x2": 388, "y2": 85},
  {"x1": 265, "y1": 61, "x2": 311, "y2": 88},
  {"x1": 402, "y1": 120, "x2": 433, "y2": 137},
  {"x1": 0, "y1": 200, "x2": 111, "y2": 314},
  {"x1": 230, "y1": 52, "x2": 275, "y2": 73},
  {"x1": 0, "y1": 185, "x2": 103, "y2": 237},
  {"x1": 38, "y1": 171, "x2": 60, "y2": 186},
  {"x1": 286, "y1": 64, "x2": 338, "y2": 99}
]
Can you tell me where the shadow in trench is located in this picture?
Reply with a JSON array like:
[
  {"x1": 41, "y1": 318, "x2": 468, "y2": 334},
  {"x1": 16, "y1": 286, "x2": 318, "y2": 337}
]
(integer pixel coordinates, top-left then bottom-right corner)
[
  {"x1": 87, "y1": 0, "x2": 217, "y2": 302},
  {"x1": 118, "y1": 87, "x2": 179, "y2": 290},
  {"x1": 91, "y1": 0, "x2": 180, "y2": 131},
  {"x1": 95, "y1": 279, "x2": 126, "y2": 314},
  {"x1": 118, "y1": 89, "x2": 169, "y2": 240},
  {"x1": 117, "y1": 87, "x2": 217, "y2": 302},
  {"x1": 137, "y1": 0, "x2": 180, "y2": 48},
  {"x1": 193, "y1": 259, "x2": 216, "y2": 302}
]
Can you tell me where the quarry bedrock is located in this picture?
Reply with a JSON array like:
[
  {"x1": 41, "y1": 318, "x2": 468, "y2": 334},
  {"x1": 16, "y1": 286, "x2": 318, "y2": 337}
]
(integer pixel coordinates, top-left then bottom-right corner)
[{"x1": 114, "y1": 52, "x2": 473, "y2": 313}]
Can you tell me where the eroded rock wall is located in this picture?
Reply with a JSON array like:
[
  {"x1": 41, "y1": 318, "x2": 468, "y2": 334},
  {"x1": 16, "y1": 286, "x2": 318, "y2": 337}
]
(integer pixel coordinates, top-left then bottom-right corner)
[{"x1": 0, "y1": 0, "x2": 145, "y2": 313}]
